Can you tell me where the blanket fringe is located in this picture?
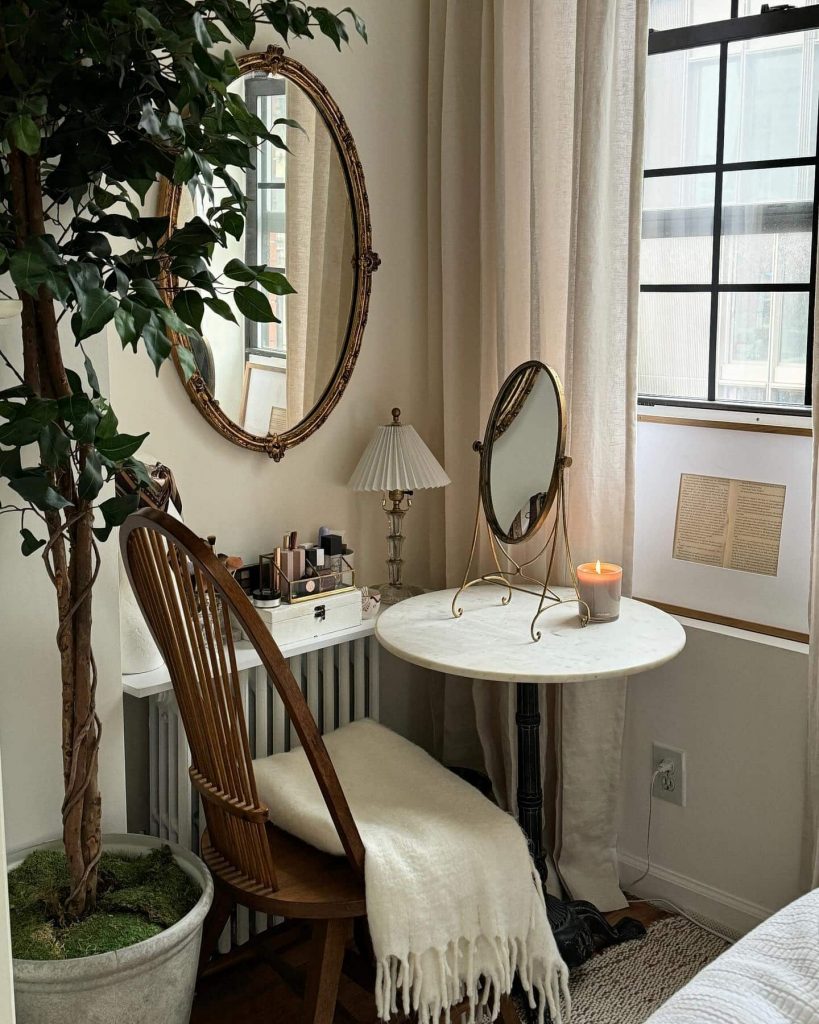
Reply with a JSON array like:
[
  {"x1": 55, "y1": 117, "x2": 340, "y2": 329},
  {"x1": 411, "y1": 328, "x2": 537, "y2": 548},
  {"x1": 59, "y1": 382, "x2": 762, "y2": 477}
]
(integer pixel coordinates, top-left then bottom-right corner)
[{"x1": 375, "y1": 868, "x2": 571, "y2": 1024}]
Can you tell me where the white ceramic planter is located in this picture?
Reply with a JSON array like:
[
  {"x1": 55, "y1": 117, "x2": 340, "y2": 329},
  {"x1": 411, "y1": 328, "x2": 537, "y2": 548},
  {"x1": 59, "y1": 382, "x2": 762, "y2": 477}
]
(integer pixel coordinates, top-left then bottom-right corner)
[{"x1": 10, "y1": 833, "x2": 213, "y2": 1024}]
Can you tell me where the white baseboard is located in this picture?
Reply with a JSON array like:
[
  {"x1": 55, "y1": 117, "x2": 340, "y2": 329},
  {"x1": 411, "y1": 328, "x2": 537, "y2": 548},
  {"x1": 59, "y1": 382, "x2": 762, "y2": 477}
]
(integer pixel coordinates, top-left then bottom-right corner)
[{"x1": 618, "y1": 850, "x2": 774, "y2": 938}]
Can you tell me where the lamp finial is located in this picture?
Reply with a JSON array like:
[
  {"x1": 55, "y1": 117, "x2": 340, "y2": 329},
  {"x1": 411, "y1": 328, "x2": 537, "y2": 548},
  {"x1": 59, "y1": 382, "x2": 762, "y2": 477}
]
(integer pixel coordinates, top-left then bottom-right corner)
[{"x1": 391, "y1": 407, "x2": 401, "y2": 424}]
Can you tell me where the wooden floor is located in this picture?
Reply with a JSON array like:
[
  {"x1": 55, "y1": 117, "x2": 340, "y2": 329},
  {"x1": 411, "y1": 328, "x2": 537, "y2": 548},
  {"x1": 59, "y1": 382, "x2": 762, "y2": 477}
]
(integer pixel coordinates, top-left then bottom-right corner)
[{"x1": 191, "y1": 902, "x2": 668, "y2": 1024}]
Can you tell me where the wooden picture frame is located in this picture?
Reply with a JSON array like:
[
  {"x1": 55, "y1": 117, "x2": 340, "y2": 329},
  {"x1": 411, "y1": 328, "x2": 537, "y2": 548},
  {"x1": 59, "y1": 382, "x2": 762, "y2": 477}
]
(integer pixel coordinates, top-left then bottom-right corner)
[{"x1": 239, "y1": 361, "x2": 286, "y2": 437}]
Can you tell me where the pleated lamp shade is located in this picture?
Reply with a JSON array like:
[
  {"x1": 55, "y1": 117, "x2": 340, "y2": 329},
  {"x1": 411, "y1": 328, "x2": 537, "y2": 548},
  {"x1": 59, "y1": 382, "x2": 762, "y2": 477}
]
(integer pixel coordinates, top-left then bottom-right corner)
[{"x1": 349, "y1": 408, "x2": 450, "y2": 492}]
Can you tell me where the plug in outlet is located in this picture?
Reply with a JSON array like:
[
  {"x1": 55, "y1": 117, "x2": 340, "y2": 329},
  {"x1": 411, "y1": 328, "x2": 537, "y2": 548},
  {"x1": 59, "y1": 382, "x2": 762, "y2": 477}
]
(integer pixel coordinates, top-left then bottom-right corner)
[{"x1": 652, "y1": 743, "x2": 686, "y2": 806}]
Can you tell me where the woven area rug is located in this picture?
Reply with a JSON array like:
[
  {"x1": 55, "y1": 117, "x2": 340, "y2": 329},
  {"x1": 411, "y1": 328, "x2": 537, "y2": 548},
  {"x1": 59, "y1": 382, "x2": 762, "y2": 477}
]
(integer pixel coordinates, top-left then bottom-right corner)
[{"x1": 568, "y1": 916, "x2": 729, "y2": 1024}]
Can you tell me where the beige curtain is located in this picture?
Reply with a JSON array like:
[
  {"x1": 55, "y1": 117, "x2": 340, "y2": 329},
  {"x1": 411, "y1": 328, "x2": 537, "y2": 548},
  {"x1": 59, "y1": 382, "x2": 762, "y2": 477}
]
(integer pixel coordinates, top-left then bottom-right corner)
[
  {"x1": 428, "y1": 0, "x2": 647, "y2": 910},
  {"x1": 274, "y1": 83, "x2": 354, "y2": 432},
  {"x1": 808, "y1": 319, "x2": 819, "y2": 887}
]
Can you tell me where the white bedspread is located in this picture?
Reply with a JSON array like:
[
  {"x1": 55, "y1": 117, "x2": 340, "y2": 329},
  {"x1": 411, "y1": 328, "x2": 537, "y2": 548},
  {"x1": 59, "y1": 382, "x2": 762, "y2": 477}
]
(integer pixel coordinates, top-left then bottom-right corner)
[{"x1": 645, "y1": 889, "x2": 819, "y2": 1024}]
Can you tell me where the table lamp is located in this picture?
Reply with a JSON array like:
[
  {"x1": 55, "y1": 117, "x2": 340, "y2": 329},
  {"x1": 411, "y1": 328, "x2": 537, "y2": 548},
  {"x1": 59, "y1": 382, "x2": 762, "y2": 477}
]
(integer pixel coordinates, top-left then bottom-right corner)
[{"x1": 349, "y1": 407, "x2": 450, "y2": 606}]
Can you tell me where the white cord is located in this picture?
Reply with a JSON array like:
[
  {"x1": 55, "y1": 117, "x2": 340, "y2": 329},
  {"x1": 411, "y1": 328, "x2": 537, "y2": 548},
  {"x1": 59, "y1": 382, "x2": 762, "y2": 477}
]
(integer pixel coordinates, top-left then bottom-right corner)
[
  {"x1": 623, "y1": 762, "x2": 736, "y2": 945},
  {"x1": 626, "y1": 765, "x2": 665, "y2": 887}
]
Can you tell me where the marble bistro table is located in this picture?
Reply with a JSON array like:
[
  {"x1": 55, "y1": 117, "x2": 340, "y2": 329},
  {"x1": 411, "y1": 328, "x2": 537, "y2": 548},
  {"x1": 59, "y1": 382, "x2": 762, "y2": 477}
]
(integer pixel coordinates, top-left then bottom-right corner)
[{"x1": 375, "y1": 585, "x2": 686, "y2": 968}]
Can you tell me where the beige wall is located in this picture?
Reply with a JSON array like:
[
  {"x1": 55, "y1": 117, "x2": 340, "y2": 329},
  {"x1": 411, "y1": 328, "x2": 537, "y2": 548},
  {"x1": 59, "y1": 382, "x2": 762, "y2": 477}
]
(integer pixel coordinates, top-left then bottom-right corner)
[
  {"x1": 0, "y1": 746, "x2": 16, "y2": 1022},
  {"x1": 108, "y1": 0, "x2": 442, "y2": 749},
  {"x1": 619, "y1": 624, "x2": 808, "y2": 930}
]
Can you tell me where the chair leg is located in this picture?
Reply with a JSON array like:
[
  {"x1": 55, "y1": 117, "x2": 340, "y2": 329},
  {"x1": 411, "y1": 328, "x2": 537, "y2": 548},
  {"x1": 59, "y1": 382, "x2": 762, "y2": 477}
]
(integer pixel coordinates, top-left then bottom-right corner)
[
  {"x1": 197, "y1": 886, "x2": 233, "y2": 976},
  {"x1": 499, "y1": 994, "x2": 521, "y2": 1023},
  {"x1": 303, "y1": 918, "x2": 347, "y2": 1024}
]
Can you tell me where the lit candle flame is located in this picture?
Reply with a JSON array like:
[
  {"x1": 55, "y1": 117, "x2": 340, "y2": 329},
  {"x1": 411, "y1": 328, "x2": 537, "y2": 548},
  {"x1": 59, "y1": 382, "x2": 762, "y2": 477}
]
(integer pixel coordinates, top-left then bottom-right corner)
[{"x1": 595, "y1": 559, "x2": 602, "y2": 574}]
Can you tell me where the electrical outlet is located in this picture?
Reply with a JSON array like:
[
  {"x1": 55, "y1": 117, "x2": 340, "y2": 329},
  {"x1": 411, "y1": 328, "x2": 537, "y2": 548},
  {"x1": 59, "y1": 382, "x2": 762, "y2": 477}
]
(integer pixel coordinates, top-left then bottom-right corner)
[{"x1": 652, "y1": 743, "x2": 686, "y2": 806}]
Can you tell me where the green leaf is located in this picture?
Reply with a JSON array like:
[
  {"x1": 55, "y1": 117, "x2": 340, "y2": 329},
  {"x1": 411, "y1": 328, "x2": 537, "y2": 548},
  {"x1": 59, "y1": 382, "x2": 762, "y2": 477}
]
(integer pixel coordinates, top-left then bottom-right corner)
[
  {"x1": 94, "y1": 493, "x2": 139, "y2": 540},
  {"x1": 192, "y1": 11, "x2": 211, "y2": 48},
  {"x1": 142, "y1": 320, "x2": 172, "y2": 374},
  {"x1": 9, "y1": 475, "x2": 72, "y2": 511},
  {"x1": 0, "y1": 447, "x2": 23, "y2": 479},
  {"x1": 203, "y1": 296, "x2": 237, "y2": 324},
  {"x1": 341, "y1": 7, "x2": 368, "y2": 42},
  {"x1": 135, "y1": 6, "x2": 162, "y2": 32},
  {"x1": 95, "y1": 402, "x2": 119, "y2": 440},
  {"x1": 234, "y1": 286, "x2": 278, "y2": 323},
  {"x1": 84, "y1": 352, "x2": 101, "y2": 396},
  {"x1": 172, "y1": 290, "x2": 205, "y2": 332},
  {"x1": 20, "y1": 528, "x2": 46, "y2": 556},
  {"x1": 75, "y1": 288, "x2": 117, "y2": 341},
  {"x1": 9, "y1": 248, "x2": 50, "y2": 293},
  {"x1": 121, "y1": 457, "x2": 152, "y2": 488},
  {"x1": 95, "y1": 431, "x2": 149, "y2": 463},
  {"x1": 78, "y1": 450, "x2": 104, "y2": 501},
  {"x1": 314, "y1": 9, "x2": 349, "y2": 49},
  {"x1": 0, "y1": 417, "x2": 45, "y2": 446},
  {"x1": 8, "y1": 115, "x2": 40, "y2": 155},
  {"x1": 131, "y1": 278, "x2": 164, "y2": 308},
  {"x1": 223, "y1": 258, "x2": 256, "y2": 283},
  {"x1": 256, "y1": 271, "x2": 296, "y2": 296},
  {"x1": 175, "y1": 345, "x2": 197, "y2": 382},
  {"x1": 57, "y1": 393, "x2": 98, "y2": 443},
  {"x1": 114, "y1": 300, "x2": 151, "y2": 350},
  {"x1": 38, "y1": 422, "x2": 70, "y2": 469}
]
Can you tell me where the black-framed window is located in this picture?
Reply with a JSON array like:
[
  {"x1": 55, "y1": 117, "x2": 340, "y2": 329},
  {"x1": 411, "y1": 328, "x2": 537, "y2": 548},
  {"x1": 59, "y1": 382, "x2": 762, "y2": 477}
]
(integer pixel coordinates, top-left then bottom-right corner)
[
  {"x1": 639, "y1": 1, "x2": 819, "y2": 416},
  {"x1": 244, "y1": 76, "x2": 288, "y2": 359}
]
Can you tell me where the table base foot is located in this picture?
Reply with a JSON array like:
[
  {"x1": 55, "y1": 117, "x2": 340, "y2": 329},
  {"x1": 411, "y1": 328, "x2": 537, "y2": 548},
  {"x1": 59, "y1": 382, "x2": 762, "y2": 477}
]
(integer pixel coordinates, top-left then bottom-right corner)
[{"x1": 546, "y1": 891, "x2": 645, "y2": 968}]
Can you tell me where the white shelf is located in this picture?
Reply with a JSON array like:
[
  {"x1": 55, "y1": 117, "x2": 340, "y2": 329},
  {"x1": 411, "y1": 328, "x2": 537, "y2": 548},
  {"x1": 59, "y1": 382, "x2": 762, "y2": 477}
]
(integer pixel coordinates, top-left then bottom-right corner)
[{"x1": 122, "y1": 619, "x2": 378, "y2": 698}]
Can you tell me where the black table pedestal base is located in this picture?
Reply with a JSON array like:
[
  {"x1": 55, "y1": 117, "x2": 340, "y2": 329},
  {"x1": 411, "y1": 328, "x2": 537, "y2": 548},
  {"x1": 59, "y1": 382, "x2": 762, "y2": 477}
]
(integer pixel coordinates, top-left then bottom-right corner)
[{"x1": 515, "y1": 683, "x2": 645, "y2": 970}]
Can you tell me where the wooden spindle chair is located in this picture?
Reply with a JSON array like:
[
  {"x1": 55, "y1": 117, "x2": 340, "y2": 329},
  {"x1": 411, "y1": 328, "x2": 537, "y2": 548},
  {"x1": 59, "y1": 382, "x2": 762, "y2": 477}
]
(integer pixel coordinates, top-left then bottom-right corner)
[{"x1": 120, "y1": 508, "x2": 519, "y2": 1024}]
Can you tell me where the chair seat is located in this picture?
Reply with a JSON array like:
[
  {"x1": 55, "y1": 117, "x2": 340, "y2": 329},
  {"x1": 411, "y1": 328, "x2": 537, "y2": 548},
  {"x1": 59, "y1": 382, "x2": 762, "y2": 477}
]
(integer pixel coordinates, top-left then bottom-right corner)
[{"x1": 201, "y1": 822, "x2": 366, "y2": 920}]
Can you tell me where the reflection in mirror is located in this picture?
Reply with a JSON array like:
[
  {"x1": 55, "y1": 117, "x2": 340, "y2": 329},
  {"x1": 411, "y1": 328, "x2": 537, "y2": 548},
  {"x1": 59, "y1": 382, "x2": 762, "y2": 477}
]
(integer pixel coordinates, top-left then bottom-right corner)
[
  {"x1": 177, "y1": 69, "x2": 355, "y2": 436},
  {"x1": 485, "y1": 363, "x2": 562, "y2": 543}
]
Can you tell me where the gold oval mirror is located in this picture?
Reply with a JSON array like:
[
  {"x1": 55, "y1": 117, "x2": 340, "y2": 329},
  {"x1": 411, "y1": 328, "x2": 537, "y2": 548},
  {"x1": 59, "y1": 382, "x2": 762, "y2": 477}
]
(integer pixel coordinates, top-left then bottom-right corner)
[
  {"x1": 159, "y1": 47, "x2": 379, "y2": 460},
  {"x1": 480, "y1": 361, "x2": 566, "y2": 544}
]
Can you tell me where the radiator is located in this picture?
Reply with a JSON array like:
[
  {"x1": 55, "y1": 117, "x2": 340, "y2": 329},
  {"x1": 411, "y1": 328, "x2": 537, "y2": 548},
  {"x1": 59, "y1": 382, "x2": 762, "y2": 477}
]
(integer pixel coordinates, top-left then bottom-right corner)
[{"x1": 147, "y1": 634, "x2": 380, "y2": 951}]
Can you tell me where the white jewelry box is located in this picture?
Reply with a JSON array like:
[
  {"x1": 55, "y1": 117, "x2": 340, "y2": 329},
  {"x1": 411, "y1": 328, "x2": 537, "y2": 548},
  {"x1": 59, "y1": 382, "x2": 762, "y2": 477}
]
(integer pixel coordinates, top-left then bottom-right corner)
[{"x1": 245, "y1": 588, "x2": 363, "y2": 646}]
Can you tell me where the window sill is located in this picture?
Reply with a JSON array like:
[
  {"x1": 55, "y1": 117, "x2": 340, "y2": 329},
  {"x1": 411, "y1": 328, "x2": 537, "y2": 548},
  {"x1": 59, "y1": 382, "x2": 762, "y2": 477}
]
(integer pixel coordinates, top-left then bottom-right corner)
[
  {"x1": 674, "y1": 614, "x2": 808, "y2": 654},
  {"x1": 638, "y1": 404, "x2": 812, "y2": 436}
]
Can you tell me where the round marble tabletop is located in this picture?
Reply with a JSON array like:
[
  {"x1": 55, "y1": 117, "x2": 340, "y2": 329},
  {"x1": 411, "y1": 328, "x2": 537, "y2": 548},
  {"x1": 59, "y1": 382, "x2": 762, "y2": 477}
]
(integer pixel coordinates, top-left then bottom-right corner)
[{"x1": 375, "y1": 586, "x2": 686, "y2": 683}]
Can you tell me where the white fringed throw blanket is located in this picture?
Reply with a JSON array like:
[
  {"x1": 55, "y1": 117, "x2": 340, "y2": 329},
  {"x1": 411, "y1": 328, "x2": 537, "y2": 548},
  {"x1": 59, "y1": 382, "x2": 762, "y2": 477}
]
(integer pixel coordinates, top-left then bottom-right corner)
[{"x1": 253, "y1": 719, "x2": 570, "y2": 1023}]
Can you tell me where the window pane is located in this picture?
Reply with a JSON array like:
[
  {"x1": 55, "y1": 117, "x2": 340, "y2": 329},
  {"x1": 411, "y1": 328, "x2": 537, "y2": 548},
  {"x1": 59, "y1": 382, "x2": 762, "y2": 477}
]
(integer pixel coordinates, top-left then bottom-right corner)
[
  {"x1": 645, "y1": 46, "x2": 720, "y2": 169},
  {"x1": 724, "y1": 31, "x2": 819, "y2": 164},
  {"x1": 257, "y1": 90, "x2": 287, "y2": 183},
  {"x1": 716, "y1": 291, "x2": 808, "y2": 404},
  {"x1": 641, "y1": 174, "x2": 715, "y2": 284},
  {"x1": 247, "y1": 188, "x2": 287, "y2": 352},
  {"x1": 639, "y1": 293, "x2": 711, "y2": 398},
  {"x1": 649, "y1": 0, "x2": 730, "y2": 31},
  {"x1": 738, "y1": 0, "x2": 819, "y2": 13},
  {"x1": 720, "y1": 167, "x2": 814, "y2": 284}
]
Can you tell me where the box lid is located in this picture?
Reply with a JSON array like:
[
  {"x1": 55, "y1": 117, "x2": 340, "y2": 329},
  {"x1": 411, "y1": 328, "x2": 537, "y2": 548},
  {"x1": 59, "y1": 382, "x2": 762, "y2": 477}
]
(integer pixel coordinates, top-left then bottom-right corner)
[{"x1": 254, "y1": 587, "x2": 362, "y2": 624}]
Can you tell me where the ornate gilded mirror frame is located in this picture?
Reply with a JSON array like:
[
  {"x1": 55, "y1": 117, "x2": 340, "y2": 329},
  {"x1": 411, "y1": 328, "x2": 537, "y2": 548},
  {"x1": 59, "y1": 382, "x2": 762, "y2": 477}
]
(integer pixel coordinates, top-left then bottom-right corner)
[
  {"x1": 159, "y1": 46, "x2": 380, "y2": 461},
  {"x1": 452, "y1": 361, "x2": 588, "y2": 639}
]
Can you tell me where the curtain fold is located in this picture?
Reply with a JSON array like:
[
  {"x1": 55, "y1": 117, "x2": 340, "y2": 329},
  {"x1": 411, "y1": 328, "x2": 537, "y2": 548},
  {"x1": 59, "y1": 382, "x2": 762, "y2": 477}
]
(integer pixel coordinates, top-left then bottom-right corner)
[
  {"x1": 275, "y1": 83, "x2": 354, "y2": 433},
  {"x1": 428, "y1": 0, "x2": 648, "y2": 911},
  {"x1": 807, "y1": 303, "x2": 819, "y2": 889}
]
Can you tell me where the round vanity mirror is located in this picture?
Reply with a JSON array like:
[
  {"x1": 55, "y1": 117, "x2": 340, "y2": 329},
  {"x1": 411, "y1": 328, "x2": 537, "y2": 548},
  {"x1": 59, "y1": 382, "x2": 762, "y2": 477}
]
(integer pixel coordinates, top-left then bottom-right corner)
[
  {"x1": 159, "y1": 48, "x2": 378, "y2": 460},
  {"x1": 480, "y1": 361, "x2": 565, "y2": 544}
]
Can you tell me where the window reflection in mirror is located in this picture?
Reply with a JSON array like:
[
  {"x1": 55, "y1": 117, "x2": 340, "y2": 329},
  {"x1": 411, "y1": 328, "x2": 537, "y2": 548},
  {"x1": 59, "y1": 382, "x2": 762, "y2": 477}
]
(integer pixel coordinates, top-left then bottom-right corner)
[{"x1": 183, "y1": 71, "x2": 356, "y2": 436}]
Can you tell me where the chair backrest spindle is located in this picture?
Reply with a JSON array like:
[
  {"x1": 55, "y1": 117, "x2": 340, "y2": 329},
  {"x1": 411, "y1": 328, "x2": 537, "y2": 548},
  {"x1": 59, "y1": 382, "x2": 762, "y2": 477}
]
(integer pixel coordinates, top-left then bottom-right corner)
[{"x1": 120, "y1": 509, "x2": 366, "y2": 890}]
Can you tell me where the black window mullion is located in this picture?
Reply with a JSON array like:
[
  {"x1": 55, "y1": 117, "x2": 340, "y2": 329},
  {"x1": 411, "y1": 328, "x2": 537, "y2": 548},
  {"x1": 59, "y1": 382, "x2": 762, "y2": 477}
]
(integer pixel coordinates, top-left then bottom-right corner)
[
  {"x1": 645, "y1": 155, "x2": 815, "y2": 177},
  {"x1": 806, "y1": 70, "x2": 819, "y2": 407},
  {"x1": 707, "y1": 41, "x2": 730, "y2": 403}
]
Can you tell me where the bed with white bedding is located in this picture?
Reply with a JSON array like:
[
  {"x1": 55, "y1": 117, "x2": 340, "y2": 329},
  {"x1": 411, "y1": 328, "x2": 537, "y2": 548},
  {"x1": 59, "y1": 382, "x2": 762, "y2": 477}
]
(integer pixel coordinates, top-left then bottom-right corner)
[{"x1": 645, "y1": 889, "x2": 819, "y2": 1024}]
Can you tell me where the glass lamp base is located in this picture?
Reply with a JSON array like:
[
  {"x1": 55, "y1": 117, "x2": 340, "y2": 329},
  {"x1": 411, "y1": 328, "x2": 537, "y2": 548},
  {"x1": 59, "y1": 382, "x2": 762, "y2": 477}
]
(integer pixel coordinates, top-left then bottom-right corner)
[{"x1": 374, "y1": 583, "x2": 424, "y2": 607}]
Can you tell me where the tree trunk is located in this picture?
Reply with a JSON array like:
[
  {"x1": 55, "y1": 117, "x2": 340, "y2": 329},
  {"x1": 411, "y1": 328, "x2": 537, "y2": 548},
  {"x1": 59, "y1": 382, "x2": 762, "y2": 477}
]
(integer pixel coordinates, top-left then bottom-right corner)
[{"x1": 8, "y1": 147, "x2": 102, "y2": 917}]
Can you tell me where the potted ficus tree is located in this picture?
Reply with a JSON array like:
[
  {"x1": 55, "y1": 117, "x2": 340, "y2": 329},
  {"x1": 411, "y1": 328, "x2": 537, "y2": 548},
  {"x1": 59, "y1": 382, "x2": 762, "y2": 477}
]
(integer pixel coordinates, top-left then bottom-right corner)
[{"x1": 0, "y1": 1, "x2": 364, "y2": 1020}]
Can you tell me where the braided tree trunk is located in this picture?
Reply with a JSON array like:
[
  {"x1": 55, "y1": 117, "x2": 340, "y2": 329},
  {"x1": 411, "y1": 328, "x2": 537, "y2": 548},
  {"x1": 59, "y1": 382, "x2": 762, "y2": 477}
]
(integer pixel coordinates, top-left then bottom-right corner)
[{"x1": 8, "y1": 148, "x2": 102, "y2": 918}]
